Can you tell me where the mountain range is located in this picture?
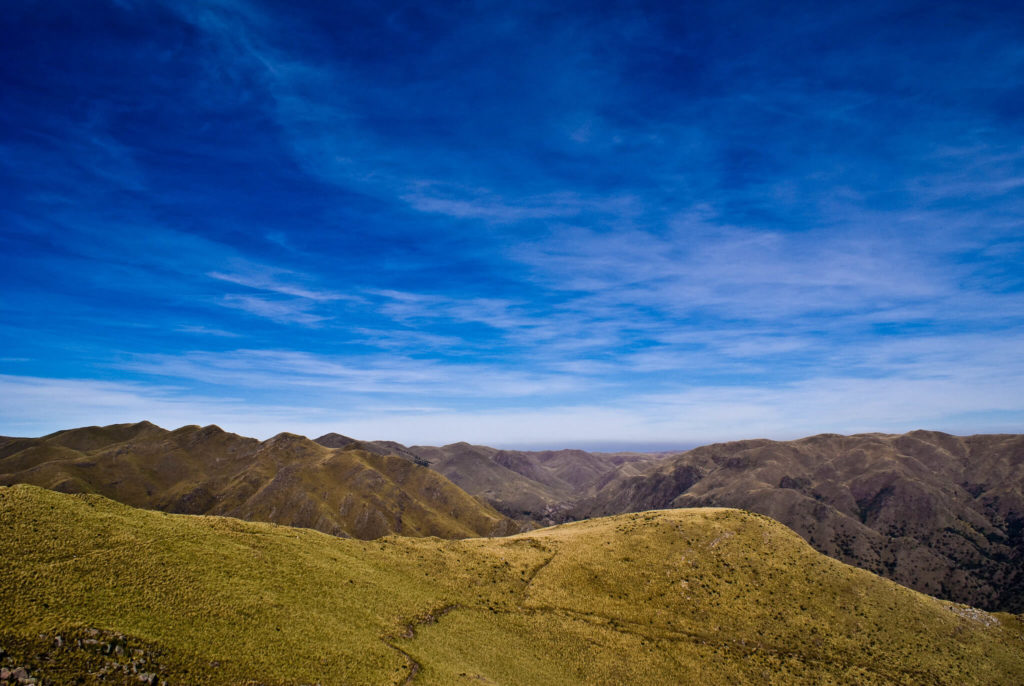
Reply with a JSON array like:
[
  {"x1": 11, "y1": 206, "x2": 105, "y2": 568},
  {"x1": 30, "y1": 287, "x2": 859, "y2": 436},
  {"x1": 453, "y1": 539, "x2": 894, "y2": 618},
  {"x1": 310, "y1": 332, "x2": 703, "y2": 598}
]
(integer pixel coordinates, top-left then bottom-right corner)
[
  {"x1": 310, "y1": 429, "x2": 1024, "y2": 613},
  {"x1": 315, "y1": 432, "x2": 663, "y2": 525},
  {"x1": 0, "y1": 421, "x2": 515, "y2": 540},
  {"x1": 3, "y1": 423, "x2": 1023, "y2": 614}
]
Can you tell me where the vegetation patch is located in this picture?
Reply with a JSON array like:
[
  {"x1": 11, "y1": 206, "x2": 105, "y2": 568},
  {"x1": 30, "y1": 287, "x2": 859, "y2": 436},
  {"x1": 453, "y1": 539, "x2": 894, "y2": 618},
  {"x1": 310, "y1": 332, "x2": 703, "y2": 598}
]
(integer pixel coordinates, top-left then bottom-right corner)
[{"x1": 3, "y1": 485, "x2": 1023, "y2": 684}]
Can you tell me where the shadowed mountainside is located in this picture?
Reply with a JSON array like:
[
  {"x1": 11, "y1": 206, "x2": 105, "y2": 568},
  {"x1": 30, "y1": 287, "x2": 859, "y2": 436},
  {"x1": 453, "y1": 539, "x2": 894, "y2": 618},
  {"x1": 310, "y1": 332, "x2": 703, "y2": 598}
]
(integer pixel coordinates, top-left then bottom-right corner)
[
  {"x1": 0, "y1": 422, "x2": 516, "y2": 539},
  {"x1": 579, "y1": 430, "x2": 1024, "y2": 612},
  {"x1": 3, "y1": 484, "x2": 1023, "y2": 685},
  {"x1": 314, "y1": 433, "x2": 664, "y2": 524}
]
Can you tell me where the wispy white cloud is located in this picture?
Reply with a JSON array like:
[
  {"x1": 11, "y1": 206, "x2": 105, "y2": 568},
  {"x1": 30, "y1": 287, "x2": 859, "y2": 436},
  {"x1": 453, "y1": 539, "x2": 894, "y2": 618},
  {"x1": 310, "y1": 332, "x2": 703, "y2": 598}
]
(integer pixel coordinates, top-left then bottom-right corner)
[
  {"x1": 207, "y1": 262, "x2": 360, "y2": 325},
  {"x1": 371, "y1": 290, "x2": 537, "y2": 331},
  {"x1": 6, "y1": 0, "x2": 1023, "y2": 447},
  {"x1": 208, "y1": 267, "x2": 351, "y2": 302},
  {"x1": 117, "y1": 348, "x2": 590, "y2": 398},
  {"x1": 3, "y1": 363, "x2": 1020, "y2": 446},
  {"x1": 514, "y1": 219, "x2": 951, "y2": 321},
  {"x1": 175, "y1": 325, "x2": 241, "y2": 338},
  {"x1": 401, "y1": 187, "x2": 640, "y2": 223},
  {"x1": 350, "y1": 327, "x2": 466, "y2": 352},
  {"x1": 0, "y1": 374, "x2": 330, "y2": 440},
  {"x1": 220, "y1": 295, "x2": 329, "y2": 326}
]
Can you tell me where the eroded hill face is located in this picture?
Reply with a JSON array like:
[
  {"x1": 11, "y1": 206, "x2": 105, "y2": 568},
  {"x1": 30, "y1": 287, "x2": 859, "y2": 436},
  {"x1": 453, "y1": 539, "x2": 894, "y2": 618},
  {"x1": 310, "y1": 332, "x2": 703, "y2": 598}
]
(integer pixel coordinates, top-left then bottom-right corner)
[
  {"x1": 0, "y1": 422, "x2": 516, "y2": 540},
  {"x1": 581, "y1": 430, "x2": 1024, "y2": 612},
  {"x1": 2, "y1": 485, "x2": 1023, "y2": 685},
  {"x1": 313, "y1": 434, "x2": 665, "y2": 525}
]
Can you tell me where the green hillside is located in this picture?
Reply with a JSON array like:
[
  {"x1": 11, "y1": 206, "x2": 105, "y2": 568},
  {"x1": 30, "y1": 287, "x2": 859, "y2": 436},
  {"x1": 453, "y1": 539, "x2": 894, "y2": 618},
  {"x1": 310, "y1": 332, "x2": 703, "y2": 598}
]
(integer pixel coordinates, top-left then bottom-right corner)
[{"x1": 2, "y1": 484, "x2": 1023, "y2": 685}]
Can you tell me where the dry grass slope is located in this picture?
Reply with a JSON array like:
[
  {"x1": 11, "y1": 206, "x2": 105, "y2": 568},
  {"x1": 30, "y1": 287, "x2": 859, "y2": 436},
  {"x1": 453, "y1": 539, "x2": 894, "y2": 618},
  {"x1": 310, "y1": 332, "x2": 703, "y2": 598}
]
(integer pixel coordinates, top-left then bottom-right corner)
[
  {"x1": 2, "y1": 484, "x2": 1023, "y2": 685},
  {"x1": 583, "y1": 430, "x2": 1024, "y2": 612},
  {"x1": 0, "y1": 422, "x2": 515, "y2": 540}
]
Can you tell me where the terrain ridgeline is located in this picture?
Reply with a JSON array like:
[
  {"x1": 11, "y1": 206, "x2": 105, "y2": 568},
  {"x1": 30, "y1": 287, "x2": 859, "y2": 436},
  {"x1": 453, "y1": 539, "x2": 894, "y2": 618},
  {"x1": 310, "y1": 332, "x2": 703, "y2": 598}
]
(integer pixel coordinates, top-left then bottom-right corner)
[
  {"x1": 5, "y1": 422, "x2": 1023, "y2": 613},
  {"x1": 0, "y1": 421, "x2": 515, "y2": 540},
  {"x1": 579, "y1": 430, "x2": 1024, "y2": 612},
  {"x1": 314, "y1": 433, "x2": 665, "y2": 525},
  {"x1": 314, "y1": 428, "x2": 1024, "y2": 613},
  {"x1": 2, "y1": 484, "x2": 1023, "y2": 685}
]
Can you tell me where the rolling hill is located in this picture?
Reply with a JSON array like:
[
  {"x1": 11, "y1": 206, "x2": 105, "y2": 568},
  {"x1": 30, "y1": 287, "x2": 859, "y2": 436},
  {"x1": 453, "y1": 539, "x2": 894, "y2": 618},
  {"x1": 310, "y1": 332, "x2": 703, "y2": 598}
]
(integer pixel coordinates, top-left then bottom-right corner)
[
  {"x1": 3, "y1": 484, "x2": 1023, "y2": 684},
  {"x1": 580, "y1": 430, "x2": 1024, "y2": 612},
  {"x1": 0, "y1": 422, "x2": 515, "y2": 540}
]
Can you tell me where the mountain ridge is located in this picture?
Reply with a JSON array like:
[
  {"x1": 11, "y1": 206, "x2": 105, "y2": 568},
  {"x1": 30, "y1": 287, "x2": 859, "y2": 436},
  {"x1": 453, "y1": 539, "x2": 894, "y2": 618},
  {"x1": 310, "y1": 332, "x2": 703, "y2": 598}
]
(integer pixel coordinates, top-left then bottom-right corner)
[
  {"x1": 5, "y1": 422, "x2": 1023, "y2": 611},
  {"x1": 312, "y1": 434, "x2": 666, "y2": 525},
  {"x1": 579, "y1": 429, "x2": 1024, "y2": 612},
  {"x1": 0, "y1": 421, "x2": 516, "y2": 540}
]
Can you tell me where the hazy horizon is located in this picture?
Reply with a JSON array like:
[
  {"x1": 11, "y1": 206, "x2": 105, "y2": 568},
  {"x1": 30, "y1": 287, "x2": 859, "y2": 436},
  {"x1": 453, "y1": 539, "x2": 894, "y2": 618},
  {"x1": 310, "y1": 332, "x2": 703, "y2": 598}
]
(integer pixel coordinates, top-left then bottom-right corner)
[
  {"x1": 2, "y1": 1, "x2": 1022, "y2": 444},
  {"x1": 7, "y1": 418, "x2": 1014, "y2": 456}
]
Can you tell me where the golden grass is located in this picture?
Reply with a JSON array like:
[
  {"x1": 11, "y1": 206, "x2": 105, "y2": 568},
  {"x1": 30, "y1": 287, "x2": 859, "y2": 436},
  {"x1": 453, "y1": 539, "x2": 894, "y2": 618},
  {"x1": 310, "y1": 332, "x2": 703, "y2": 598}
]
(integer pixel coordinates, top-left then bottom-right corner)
[
  {"x1": 0, "y1": 424, "x2": 516, "y2": 540},
  {"x1": 2, "y1": 484, "x2": 1022, "y2": 685}
]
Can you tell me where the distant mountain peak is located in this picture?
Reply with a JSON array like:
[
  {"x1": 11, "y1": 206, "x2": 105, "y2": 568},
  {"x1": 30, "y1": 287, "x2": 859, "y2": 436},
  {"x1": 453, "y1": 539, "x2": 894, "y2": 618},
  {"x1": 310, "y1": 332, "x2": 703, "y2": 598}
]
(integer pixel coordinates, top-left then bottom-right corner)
[{"x1": 313, "y1": 432, "x2": 358, "y2": 448}]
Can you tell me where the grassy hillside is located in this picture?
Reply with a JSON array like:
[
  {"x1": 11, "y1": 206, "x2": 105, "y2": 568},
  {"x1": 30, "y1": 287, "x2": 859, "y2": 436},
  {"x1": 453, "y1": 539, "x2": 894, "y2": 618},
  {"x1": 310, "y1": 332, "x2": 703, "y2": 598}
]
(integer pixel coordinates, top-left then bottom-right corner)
[
  {"x1": 0, "y1": 422, "x2": 515, "y2": 540},
  {"x1": 2, "y1": 484, "x2": 1023, "y2": 685},
  {"x1": 582, "y1": 430, "x2": 1024, "y2": 612}
]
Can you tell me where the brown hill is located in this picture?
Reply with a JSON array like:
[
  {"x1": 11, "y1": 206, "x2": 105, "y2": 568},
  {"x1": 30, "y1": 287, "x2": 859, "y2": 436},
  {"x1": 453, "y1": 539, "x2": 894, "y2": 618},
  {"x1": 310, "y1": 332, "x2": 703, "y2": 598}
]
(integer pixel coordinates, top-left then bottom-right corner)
[
  {"x1": 580, "y1": 430, "x2": 1024, "y2": 612},
  {"x1": 0, "y1": 422, "x2": 516, "y2": 539},
  {"x1": 312, "y1": 435, "x2": 665, "y2": 524},
  {"x1": 315, "y1": 431, "x2": 431, "y2": 466}
]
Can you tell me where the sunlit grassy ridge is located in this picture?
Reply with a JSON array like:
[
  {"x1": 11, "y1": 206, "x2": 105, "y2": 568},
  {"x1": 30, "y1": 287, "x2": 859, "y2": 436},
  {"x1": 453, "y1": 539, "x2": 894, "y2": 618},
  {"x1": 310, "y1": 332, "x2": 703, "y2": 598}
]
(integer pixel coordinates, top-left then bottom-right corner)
[
  {"x1": 582, "y1": 430, "x2": 1024, "y2": 612},
  {"x1": 2, "y1": 484, "x2": 1023, "y2": 685}
]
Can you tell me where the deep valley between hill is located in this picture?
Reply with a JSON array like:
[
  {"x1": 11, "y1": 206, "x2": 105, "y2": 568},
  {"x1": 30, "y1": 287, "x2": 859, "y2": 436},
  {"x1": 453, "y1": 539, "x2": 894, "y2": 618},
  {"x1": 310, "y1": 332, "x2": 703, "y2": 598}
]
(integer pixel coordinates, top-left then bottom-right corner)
[{"x1": 314, "y1": 428, "x2": 1024, "y2": 613}]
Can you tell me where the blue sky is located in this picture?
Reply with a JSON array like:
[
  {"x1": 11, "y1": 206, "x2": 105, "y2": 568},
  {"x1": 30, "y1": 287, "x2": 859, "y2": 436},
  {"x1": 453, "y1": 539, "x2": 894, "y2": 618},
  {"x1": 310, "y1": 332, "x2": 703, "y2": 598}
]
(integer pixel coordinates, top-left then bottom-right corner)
[{"x1": 2, "y1": 0, "x2": 1022, "y2": 447}]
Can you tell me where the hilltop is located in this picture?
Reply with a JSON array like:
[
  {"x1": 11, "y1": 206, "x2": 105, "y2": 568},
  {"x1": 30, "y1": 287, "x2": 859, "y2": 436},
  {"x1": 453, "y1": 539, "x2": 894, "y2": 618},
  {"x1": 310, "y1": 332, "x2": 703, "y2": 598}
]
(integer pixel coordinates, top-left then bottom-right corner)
[
  {"x1": 580, "y1": 430, "x2": 1024, "y2": 612},
  {"x1": 2, "y1": 484, "x2": 1023, "y2": 684},
  {"x1": 0, "y1": 422, "x2": 515, "y2": 540}
]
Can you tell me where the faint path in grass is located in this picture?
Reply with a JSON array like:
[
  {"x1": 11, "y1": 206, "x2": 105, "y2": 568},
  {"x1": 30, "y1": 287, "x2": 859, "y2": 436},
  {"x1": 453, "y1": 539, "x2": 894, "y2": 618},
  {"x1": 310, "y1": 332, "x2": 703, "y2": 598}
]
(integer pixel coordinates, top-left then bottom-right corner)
[
  {"x1": 378, "y1": 541, "x2": 557, "y2": 684},
  {"x1": 380, "y1": 603, "x2": 460, "y2": 685},
  {"x1": 517, "y1": 545, "x2": 558, "y2": 606}
]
